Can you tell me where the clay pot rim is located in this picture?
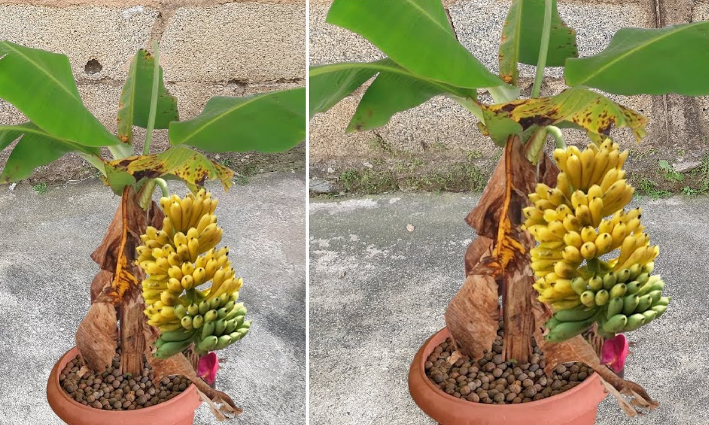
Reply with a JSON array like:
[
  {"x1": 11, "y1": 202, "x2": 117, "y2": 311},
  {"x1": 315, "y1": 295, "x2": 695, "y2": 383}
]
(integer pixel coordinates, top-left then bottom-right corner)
[
  {"x1": 418, "y1": 327, "x2": 603, "y2": 410},
  {"x1": 50, "y1": 346, "x2": 199, "y2": 415}
]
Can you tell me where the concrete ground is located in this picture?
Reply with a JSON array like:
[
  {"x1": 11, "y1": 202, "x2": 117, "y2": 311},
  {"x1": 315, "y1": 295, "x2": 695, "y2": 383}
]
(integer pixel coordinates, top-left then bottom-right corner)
[
  {"x1": 0, "y1": 172, "x2": 306, "y2": 425},
  {"x1": 310, "y1": 193, "x2": 709, "y2": 425}
]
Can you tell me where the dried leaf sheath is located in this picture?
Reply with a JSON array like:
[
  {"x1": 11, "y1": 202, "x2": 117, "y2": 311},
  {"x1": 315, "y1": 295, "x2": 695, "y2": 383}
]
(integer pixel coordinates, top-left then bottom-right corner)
[{"x1": 76, "y1": 186, "x2": 163, "y2": 375}]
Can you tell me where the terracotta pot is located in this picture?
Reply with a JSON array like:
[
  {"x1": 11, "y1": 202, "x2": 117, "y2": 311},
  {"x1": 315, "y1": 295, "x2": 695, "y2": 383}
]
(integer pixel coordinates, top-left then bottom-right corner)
[
  {"x1": 409, "y1": 328, "x2": 608, "y2": 425},
  {"x1": 47, "y1": 347, "x2": 202, "y2": 425}
]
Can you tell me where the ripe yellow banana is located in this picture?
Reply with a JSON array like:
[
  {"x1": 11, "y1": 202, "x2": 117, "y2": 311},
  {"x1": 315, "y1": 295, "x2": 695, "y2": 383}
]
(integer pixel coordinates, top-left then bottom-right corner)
[{"x1": 565, "y1": 154, "x2": 582, "y2": 190}]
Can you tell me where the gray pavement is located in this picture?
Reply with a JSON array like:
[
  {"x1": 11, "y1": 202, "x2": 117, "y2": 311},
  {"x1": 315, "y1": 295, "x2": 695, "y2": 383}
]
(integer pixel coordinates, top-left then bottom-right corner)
[
  {"x1": 310, "y1": 193, "x2": 709, "y2": 425},
  {"x1": 0, "y1": 172, "x2": 306, "y2": 425}
]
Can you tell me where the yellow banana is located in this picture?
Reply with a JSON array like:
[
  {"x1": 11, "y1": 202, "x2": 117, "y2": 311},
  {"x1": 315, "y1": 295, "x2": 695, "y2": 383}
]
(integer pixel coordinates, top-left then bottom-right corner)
[
  {"x1": 188, "y1": 237, "x2": 199, "y2": 261},
  {"x1": 575, "y1": 205, "x2": 593, "y2": 227},
  {"x1": 581, "y1": 226, "x2": 598, "y2": 243},
  {"x1": 588, "y1": 197, "x2": 604, "y2": 227},
  {"x1": 571, "y1": 190, "x2": 588, "y2": 210},
  {"x1": 565, "y1": 154, "x2": 582, "y2": 190},
  {"x1": 562, "y1": 246, "x2": 583, "y2": 264},
  {"x1": 580, "y1": 242, "x2": 597, "y2": 260},
  {"x1": 610, "y1": 222, "x2": 627, "y2": 248},
  {"x1": 169, "y1": 202, "x2": 183, "y2": 232},
  {"x1": 553, "y1": 149, "x2": 568, "y2": 169},
  {"x1": 556, "y1": 173, "x2": 573, "y2": 199},
  {"x1": 594, "y1": 233, "x2": 613, "y2": 255},
  {"x1": 180, "y1": 196, "x2": 193, "y2": 234},
  {"x1": 589, "y1": 149, "x2": 609, "y2": 184},
  {"x1": 579, "y1": 147, "x2": 596, "y2": 189},
  {"x1": 563, "y1": 231, "x2": 583, "y2": 249}
]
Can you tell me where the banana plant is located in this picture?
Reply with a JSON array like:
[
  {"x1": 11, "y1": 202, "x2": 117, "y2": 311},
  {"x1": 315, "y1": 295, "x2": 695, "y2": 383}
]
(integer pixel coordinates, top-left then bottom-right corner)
[
  {"x1": 0, "y1": 40, "x2": 304, "y2": 413},
  {"x1": 310, "y1": 0, "x2": 709, "y2": 415}
]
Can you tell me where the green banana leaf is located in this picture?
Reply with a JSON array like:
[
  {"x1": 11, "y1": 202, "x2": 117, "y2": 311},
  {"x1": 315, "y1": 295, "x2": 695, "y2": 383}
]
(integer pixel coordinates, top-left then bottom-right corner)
[
  {"x1": 482, "y1": 86, "x2": 647, "y2": 145},
  {"x1": 0, "y1": 41, "x2": 120, "y2": 147},
  {"x1": 117, "y1": 49, "x2": 179, "y2": 144},
  {"x1": 347, "y1": 60, "x2": 478, "y2": 132},
  {"x1": 309, "y1": 60, "x2": 478, "y2": 130},
  {"x1": 326, "y1": 0, "x2": 503, "y2": 89},
  {"x1": 0, "y1": 122, "x2": 101, "y2": 183},
  {"x1": 565, "y1": 21, "x2": 709, "y2": 95},
  {"x1": 169, "y1": 87, "x2": 305, "y2": 153},
  {"x1": 104, "y1": 146, "x2": 234, "y2": 194},
  {"x1": 309, "y1": 63, "x2": 378, "y2": 118},
  {"x1": 499, "y1": 0, "x2": 578, "y2": 85}
]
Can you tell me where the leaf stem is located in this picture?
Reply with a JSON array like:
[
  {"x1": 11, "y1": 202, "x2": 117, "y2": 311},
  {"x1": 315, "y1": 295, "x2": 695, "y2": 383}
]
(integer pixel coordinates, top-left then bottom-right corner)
[
  {"x1": 531, "y1": 0, "x2": 553, "y2": 98},
  {"x1": 77, "y1": 153, "x2": 106, "y2": 176},
  {"x1": 154, "y1": 178, "x2": 169, "y2": 197},
  {"x1": 547, "y1": 125, "x2": 566, "y2": 149},
  {"x1": 143, "y1": 40, "x2": 161, "y2": 156}
]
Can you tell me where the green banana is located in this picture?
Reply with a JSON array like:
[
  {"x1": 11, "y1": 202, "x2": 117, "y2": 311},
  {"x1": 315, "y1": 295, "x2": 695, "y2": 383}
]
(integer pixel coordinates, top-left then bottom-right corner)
[
  {"x1": 155, "y1": 340, "x2": 191, "y2": 359},
  {"x1": 201, "y1": 321, "x2": 216, "y2": 340},
  {"x1": 635, "y1": 295, "x2": 653, "y2": 313},
  {"x1": 609, "y1": 283, "x2": 626, "y2": 299},
  {"x1": 205, "y1": 309, "x2": 218, "y2": 323},
  {"x1": 606, "y1": 298, "x2": 624, "y2": 319},
  {"x1": 642, "y1": 310, "x2": 658, "y2": 323},
  {"x1": 160, "y1": 329, "x2": 194, "y2": 342},
  {"x1": 652, "y1": 304, "x2": 667, "y2": 317},
  {"x1": 553, "y1": 306, "x2": 597, "y2": 322},
  {"x1": 623, "y1": 294, "x2": 640, "y2": 316},
  {"x1": 602, "y1": 273, "x2": 617, "y2": 290},
  {"x1": 588, "y1": 276, "x2": 603, "y2": 291},
  {"x1": 601, "y1": 314, "x2": 627, "y2": 334},
  {"x1": 192, "y1": 314, "x2": 204, "y2": 329},
  {"x1": 626, "y1": 281, "x2": 640, "y2": 295},
  {"x1": 623, "y1": 314, "x2": 646, "y2": 331},
  {"x1": 214, "y1": 319, "x2": 227, "y2": 336},
  {"x1": 571, "y1": 277, "x2": 588, "y2": 295},
  {"x1": 594, "y1": 290, "x2": 609, "y2": 306},
  {"x1": 199, "y1": 300, "x2": 210, "y2": 315},
  {"x1": 215, "y1": 335, "x2": 232, "y2": 350},
  {"x1": 656, "y1": 296, "x2": 671, "y2": 307},
  {"x1": 197, "y1": 335, "x2": 219, "y2": 352},
  {"x1": 615, "y1": 269, "x2": 631, "y2": 283},
  {"x1": 581, "y1": 291, "x2": 596, "y2": 307},
  {"x1": 225, "y1": 318, "x2": 238, "y2": 334}
]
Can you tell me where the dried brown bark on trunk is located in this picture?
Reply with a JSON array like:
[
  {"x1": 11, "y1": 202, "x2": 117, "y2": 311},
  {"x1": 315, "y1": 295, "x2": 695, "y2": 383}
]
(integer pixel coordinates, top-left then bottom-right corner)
[
  {"x1": 448, "y1": 136, "x2": 559, "y2": 363},
  {"x1": 77, "y1": 186, "x2": 164, "y2": 375}
]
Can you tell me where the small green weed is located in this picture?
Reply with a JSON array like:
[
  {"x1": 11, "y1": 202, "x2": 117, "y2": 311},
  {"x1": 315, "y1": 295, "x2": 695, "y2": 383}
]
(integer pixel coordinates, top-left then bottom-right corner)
[{"x1": 32, "y1": 182, "x2": 48, "y2": 194}]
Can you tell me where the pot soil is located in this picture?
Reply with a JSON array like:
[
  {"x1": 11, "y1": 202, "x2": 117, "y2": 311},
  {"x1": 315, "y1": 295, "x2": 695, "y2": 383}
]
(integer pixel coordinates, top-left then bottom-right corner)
[
  {"x1": 409, "y1": 328, "x2": 608, "y2": 425},
  {"x1": 47, "y1": 347, "x2": 202, "y2": 425}
]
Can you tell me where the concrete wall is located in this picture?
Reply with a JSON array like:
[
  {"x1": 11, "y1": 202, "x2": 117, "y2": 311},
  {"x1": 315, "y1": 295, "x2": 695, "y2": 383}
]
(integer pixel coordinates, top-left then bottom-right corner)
[
  {"x1": 309, "y1": 0, "x2": 709, "y2": 193},
  {"x1": 0, "y1": 0, "x2": 305, "y2": 183}
]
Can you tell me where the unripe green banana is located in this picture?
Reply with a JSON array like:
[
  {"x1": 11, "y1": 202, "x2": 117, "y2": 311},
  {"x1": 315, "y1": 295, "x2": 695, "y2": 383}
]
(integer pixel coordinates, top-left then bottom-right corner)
[
  {"x1": 628, "y1": 263, "x2": 642, "y2": 280},
  {"x1": 638, "y1": 280, "x2": 665, "y2": 296},
  {"x1": 623, "y1": 314, "x2": 646, "y2": 331},
  {"x1": 609, "y1": 283, "x2": 627, "y2": 299},
  {"x1": 210, "y1": 297, "x2": 221, "y2": 310},
  {"x1": 205, "y1": 309, "x2": 218, "y2": 323},
  {"x1": 218, "y1": 293, "x2": 229, "y2": 307},
  {"x1": 601, "y1": 314, "x2": 628, "y2": 333},
  {"x1": 192, "y1": 314, "x2": 204, "y2": 329},
  {"x1": 553, "y1": 306, "x2": 597, "y2": 322},
  {"x1": 197, "y1": 335, "x2": 219, "y2": 352},
  {"x1": 240, "y1": 320, "x2": 251, "y2": 330},
  {"x1": 544, "y1": 318, "x2": 594, "y2": 342},
  {"x1": 199, "y1": 300, "x2": 210, "y2": 315},
  {"x1": 623, "y1": 294, "x2": 640, "y2": 316},
  {"x1": 155, "y1": 340, "x2": 191, "y2": 359},
  {"x1": 201, "y1": 321, "x2": 216, "y2": 340},
  {"x1": 187, "y1": 303, "x2": 199, "y2": 316},
  {"x1": 229, "y1": 331, "x2": 243, "y2": 342},
  {"x1": 594, "y1": 289, "x2": 609, "y2": 306},
  {"x1": 223, "y1": 300, "x2": 235, "y2": 312},
  {"x1": 616, "y1": 269, "x2": 631, "y2": 283},
  {"x1": 602, "y1": 273, "x2": 617, "y2": 290},
  {"x1": 225, "y1": 318, "x2": 238, "y2": 334},
  {"x1": 588, "y1": 276, "x2": 603, "y2": 291},
  {"x1": 656, "y1": 296, "x2": 671, "y2": 307},
  {"x1": 545, "y1": 317, "x2": 561, "y2": 329},
  {"x1": 234, "y1": 315, "x2": 245, "y2": 327},
  {"x1": 217, "y1": 308, "x2": 228, "y2": 320},
  {"x1": 635, "y1": 295, "x2": 653, "y2": 313},
  {"x1": 214, "y1": 319, "x2": 227, "y2": 336},
  {"x1": 160, "y1": 328, "x2": 194, "y2": 342},
  {"x1": 647, "y1": 290, "x2": 662, "y2": 305},
  {"x1": 652, "y1": 304, "x2": 667, "y2": 317},
  {"x1": 642, "y1": 310, "x2": 658, "y2": 323},
  {"x1": 635, "y1": 272, "x2": 650, "y2": 285},
  {"x1": 174, "y1": 304, "x2": 187, "y2": 319},
  {"x1": 215, "y1": 335, "x2": 232, "y2": 350},
  {"x1": 626, "y1": 281, "x2": 640, "y2": 295},
  {"x1": 580, "y1": 291, "x2": 596, "y2": 307},
  {"x1": 181, "y1": 316, "x2": 193, "y2": 330},
  {"x1": 606, "y1": 298, "x2": 624, "y2": 319}
]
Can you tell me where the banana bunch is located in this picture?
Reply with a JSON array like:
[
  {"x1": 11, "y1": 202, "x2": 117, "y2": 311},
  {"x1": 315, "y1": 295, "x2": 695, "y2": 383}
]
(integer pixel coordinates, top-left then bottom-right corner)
[
  {"x1": 136, "y1": 189, "x2": 251, "y2": 358},
  {"x1": 153, "y1": 291, "x2": 252, "y2": 358},
  {"x1": 523, "y1": 140, "x2": 670, "y2": 341},
  {"x1": 544, "y1": 263, "x2": 669, "y2": 341}
]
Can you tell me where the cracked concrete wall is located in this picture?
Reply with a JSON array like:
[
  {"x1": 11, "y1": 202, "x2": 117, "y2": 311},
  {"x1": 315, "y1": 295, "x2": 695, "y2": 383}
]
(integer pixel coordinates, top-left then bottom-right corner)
[
  {"x1": 0, "y1": 0, "x2": 305, "y2": 183},
  {"x1": 309, "y1": 0, "x2": 709, "y2": 187}
]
